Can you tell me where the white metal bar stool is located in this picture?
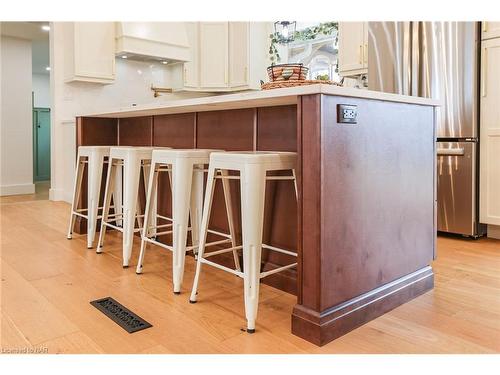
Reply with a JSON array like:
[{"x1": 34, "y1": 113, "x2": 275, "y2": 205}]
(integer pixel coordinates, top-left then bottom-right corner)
[
  {"x1": 189, "y1": 151, "x2": 298, "y2": 333},
  {"x1": 136, "y1": 149, "x2": 240, "y2": 295},
  {"x1": 67, "y1": 146, "x2": 120, "y2": 249},
  {"x1": 96, "y1": 146, "x2": 167, "y2": 267}
]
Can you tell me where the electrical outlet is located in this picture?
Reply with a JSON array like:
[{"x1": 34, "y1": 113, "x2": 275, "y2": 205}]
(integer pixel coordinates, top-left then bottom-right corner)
[{"x1": 337, "y1": 104, "x2": 358, "y2": 124}]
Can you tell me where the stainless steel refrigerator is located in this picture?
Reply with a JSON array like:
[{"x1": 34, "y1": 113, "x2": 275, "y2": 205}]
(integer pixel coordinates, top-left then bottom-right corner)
[{"x1": 367, "y1": 21, "x2": 486, "y2": 238}]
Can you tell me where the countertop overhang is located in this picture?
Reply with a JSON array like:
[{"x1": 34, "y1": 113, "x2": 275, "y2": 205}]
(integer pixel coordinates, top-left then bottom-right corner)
[{"x1": 80, "y1": 84, "x2": 440, "y2": 118}]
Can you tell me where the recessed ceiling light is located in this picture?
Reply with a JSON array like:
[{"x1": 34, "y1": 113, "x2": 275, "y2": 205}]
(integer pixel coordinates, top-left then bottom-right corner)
[
  {"x1": 121, "y1": 55, "x2": 128, "y2": 59},
  {"x1": 41, "y1": 25, "x2": 50, "y2": 31},
  {"x1": 161, "y1": 61, "x2": 168, "y2": 65},
  {"x1": 45, "y1": 66, "x2": 51, "y2": 71}
]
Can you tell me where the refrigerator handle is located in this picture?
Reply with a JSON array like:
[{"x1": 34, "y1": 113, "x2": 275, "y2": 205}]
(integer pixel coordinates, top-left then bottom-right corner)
[
  {"x1": 482, "y1": 46, "x2": 487, "y2": 97},
  {"x1": 437, "y1": 148, "x2": 465, "y2": 156}
]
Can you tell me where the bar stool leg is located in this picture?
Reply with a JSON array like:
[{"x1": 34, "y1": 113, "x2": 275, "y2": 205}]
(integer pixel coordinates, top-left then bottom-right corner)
[
  {"x1": 122, "y1": 156, "x2": 142, "y2": 267},
  {"x1": 189, "y1": 165, "x2": 217, "y2": 303},
  {"x1": 96, "y1": 158, "x2": 116, "y2": 253},
  {"x1": 171, "y1": 159, "x2": 194, "y2": 294},
  {"x1": 135, "y1": 198, "x2": 144, "y2": 232},
  {"x1": 113, "y1": 165, "x2": 123, "y2": 227},
  {"x1": 136, "y1": 162, "x2": 159, "y2": 274},
  {"x1": 67, "y1": 154, "x2": 84, "y2": 239},
  {"x1": 220, "y1": 169, "x2": 241, "y2": 271},
  {"x1": 86, "y1": 153, "x2": 104, "y2": 249},
  {"x1": 189, "y1": 164, "x2": 204, "y2": 256},
  {"x1": 240, "y1": 164, "x2": 267, "y2": 333}
]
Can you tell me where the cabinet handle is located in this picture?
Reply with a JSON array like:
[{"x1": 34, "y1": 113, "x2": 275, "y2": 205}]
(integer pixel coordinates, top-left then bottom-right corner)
[
  {"x1": 482, "y1": 22, "x2": 488, "y2": 33},
  {"x1": 481, "y1": 47, "x2": 487, "y2": 97},
  {"x1": 225, "y1": 71, "x2": 228, "y2": 85},
  {"x1": 359, "y1": 45, "x2": 363, "y2": 64},
  {"x1": 364, "y1": 43, "x2": 368, "y2": 64},
  {"x1": 184, "y1": 67, "x2": 187, "y2": 84}
]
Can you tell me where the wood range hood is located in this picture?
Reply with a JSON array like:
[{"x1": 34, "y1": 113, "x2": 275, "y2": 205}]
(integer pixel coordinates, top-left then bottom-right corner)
[{"x1": 115, "y1": 22, "x2": 190, "y2": 62}]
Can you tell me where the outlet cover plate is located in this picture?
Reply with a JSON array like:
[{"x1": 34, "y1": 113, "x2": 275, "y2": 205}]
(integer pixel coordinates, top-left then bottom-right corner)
[{"x1": 337, "y1": 104, "x2": 358, "y2": 124}]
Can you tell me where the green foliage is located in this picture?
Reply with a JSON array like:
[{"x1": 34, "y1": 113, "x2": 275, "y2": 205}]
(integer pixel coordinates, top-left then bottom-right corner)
[
  {"x1": 269, "y1": 22, "x2": 338, "y2": 63},
  {"x1": 315, "y1": 74, "x2": 330, "y2": 81}
]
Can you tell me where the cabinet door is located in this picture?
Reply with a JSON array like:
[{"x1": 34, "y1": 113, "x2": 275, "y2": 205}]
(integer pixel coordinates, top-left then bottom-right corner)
[
  {"x1": 73, "y1": 22, "x2": 115, "y2": 82},
  {"x1": 199, "y1": 22, "x2": 229, "y2": 88},
  {"x1": 482, "y1": 22, "x2": 500, "y2": 40},
  {"x1": 184, "y1": 22, "x2": 199, "y2": 88},
  {"x1": 229, "y1": 22, "x2": 249, "y2": 87},
  {"x1": 480, "y1": 38, "x2": 500, "y2": 225},
  {"x1": 338, "y1": 22, "x2": 366, "y2": 76}
]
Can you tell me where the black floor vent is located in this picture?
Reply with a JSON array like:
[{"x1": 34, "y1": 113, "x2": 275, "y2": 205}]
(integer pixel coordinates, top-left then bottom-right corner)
[{"x1": 90, "y1": 297, "x2": 152, "y2": 333}]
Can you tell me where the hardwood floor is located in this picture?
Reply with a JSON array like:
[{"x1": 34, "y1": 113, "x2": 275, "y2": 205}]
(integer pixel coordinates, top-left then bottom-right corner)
[{"x1": 1, "y1": 195, "x2": 499, "y2": 353}]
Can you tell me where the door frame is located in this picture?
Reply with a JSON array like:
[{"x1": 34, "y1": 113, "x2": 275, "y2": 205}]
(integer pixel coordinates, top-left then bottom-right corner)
[{"x1": 33, "y1": 107, "x2": 51, "y2": 182}]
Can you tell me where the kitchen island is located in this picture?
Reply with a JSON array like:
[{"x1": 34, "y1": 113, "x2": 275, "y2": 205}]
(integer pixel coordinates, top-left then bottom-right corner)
[{"x1": 76, "y1": 85, "x2": 439, "y2": 346}]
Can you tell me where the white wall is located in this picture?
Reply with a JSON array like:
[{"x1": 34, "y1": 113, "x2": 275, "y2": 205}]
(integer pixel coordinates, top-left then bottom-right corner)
[
  {"x1": 49, "y1": 23, "x2": 213, "y2": 202},
  {"x1": 32, "y1": 73, "x2": 50, "y2": 108},
  {"x1": 0, "y1": 36, "x2": 35, "y2": 196}
]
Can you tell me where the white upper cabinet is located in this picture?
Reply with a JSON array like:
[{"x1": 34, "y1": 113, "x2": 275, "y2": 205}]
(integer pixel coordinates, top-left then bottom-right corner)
[
  {"x1": 180, "y1": 22, "x2": 268, "y2": 91},
  {"x1": 338, "y1": 22, "x2": 368, "y2": 77},
  {"x1": 229, "y1": 22, "x2": 249, "y2": 88},
  {"x1": 64, "y1": 22, "x2": 115, "y2": 84},
  {"x1": 480, "y1": 37, "x2": 500, "y2": 225},
  {"x1": 482, "y1": 22, "x2": 500, "y2": 40},
  {"x1": 183, "y1": 22, "x2": 199, "y2": 88},
  {"x1": 199, "y1": 22, "x2": 229, "y2": 88}
]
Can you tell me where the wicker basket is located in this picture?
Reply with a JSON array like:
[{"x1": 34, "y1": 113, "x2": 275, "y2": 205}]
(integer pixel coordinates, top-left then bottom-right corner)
[
  {"x1": 267, "y1": 63, "x2": 309, "y2": 82},
  {"x1": 261, "y1": 80, "x2": 341, "y2": 90}
]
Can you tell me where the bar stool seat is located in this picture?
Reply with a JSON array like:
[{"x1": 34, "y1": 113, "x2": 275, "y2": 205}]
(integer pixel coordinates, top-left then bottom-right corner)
[
  {"x1": 189, "y1": 151, "x2": 298, "y2": 333},
  {"x1": 67, "y1": 146, "x2": 115, "y2": 249},
  {"x1": 136, "y1": 148, "x2": 239, "y2": 294},
  {"x1": 97, "y1": 146, "x2": 170, "y2": 267}
]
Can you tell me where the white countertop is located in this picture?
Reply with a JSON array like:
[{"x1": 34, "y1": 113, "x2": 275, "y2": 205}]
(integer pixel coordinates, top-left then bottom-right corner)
[{"x1": 80, "y1": 84, "x2": 440, "y2": 118}]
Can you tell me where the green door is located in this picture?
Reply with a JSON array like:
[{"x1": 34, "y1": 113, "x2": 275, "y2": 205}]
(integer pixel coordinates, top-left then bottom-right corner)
[{"x1": 33, "y1": 108, "x2": 51, "y2": 181}]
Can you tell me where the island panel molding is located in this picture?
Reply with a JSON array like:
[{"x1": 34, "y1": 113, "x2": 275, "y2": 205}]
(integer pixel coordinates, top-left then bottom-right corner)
[{"x1": 75, "y1": 86, "x2": 438, "y2": 345}]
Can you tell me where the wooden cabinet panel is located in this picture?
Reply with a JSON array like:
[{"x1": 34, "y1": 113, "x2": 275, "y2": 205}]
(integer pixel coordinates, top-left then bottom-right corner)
[
  {"x1": 480, "y1": 38, "x2": 500, "y2": 225},
  {"x1": 118, "y1": 117, "x2": 153, "y2": 146},
  {"x1": 77, "y1": 117, "x2": 118, "y2": 146},
  {"x1": 319, "y1": 95, "x2": 435, "y2": 307},
  {"x1": 229, "y1": 22, "x2": 249, "y2": 87},
  {"x1": 257, "y1": 106, "x2": 297, "y2": 151},
  {"x1": 199, "y1": 22, "x2": 229, "y2": 88},
  {"x1": 338, "y1": 22, "x2": 367, "y2": 76},
  {"x1": 482, "y1": 22, "x2": 500, "y2": 40},
  {"x1": 153, "y1": 114, "x2": 196, "y2": 148},
  {"x1": 196, "y1": 109, "x2": 254, "y2": 150}
]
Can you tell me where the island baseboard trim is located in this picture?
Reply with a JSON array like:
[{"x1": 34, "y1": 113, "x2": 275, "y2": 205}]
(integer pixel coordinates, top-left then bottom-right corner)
[{"x1": 291, "y1": 266, "x2": 434, "y2": 346}]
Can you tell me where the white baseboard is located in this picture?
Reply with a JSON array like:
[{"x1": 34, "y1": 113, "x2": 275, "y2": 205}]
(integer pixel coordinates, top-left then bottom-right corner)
[
  {"x1": 487, "y1": 225, "x2": 500, "y2": 240},
  {"x1": 49, "y1": 188, "x2": 72, "y2": 203},
  {"x1": 0, "y1": 183, "x2": 35, "y2": 196}
]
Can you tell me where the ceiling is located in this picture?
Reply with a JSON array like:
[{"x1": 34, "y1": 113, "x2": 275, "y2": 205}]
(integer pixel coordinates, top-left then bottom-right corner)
[{"x1": 1, "y1": 21, "x2": 50, "y2": 75}]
